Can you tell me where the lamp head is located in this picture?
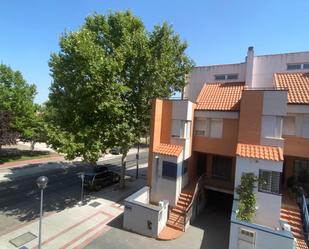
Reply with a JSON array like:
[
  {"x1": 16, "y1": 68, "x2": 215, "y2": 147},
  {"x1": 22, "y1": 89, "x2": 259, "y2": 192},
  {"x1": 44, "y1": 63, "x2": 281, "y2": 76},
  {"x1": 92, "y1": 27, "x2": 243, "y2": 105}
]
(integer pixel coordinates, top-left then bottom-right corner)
[{"x1": 37, "y1": 176, "x2": 48, "y2": 189}]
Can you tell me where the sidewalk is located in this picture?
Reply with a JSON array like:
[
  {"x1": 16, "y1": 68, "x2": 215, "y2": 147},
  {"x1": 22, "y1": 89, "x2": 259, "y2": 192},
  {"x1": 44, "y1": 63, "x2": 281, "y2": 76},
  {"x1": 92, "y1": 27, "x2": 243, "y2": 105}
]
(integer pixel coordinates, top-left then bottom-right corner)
[
  {"x1": 0, "y1": 147, "x2": 148, "y2": 170},
  {"x1": 0, "y1": 165, "x2": 148, "y2": 249}
]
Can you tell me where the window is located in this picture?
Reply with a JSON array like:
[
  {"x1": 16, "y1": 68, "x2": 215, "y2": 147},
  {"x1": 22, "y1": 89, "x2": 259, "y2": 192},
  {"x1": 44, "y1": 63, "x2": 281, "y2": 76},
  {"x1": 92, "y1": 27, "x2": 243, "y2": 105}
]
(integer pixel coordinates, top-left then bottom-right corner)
[
  {"x1": 227, "y1": 74, "x2": 239, "y2": 80},
  {"x1": 287, "y1": 63, "x2": 309, "y2": 70},
  {"x1": 283, "y1": 116, "x2": 296, "y2": 136},
  {"x1": 162, "y1": 161, "x2": 177, "y2": 179},
  {"x1": 172, "y1": 120, "x2": 188, "y2": 138},
  {"x1": 212, "y1": 156, "x2": 232, "y2": 181},
  {"x1": 182, "y1": 160, "x2": 188, "y2": 175},
  {"x1": 262, "y1": 116, "x2": 282, "y2": 138},
  {"x1": 287, "y1": 64, "x2": 302, "y2": 70},
  {"x1": 258, "y1": 170, "x2": 282, "y2": 195},
  {"x1": 294, "y1": 160, "x2": 309, "y2": 183},
  {"x1": 209, "y1": 119, "x2": 223, "y2": 138},
  {"x1": 215, "y1": 74, "x2": 239, "y2": 81},
  {"x1": 214, "y1": 75, "x2": 226, "y2": 80},
  {"x1": 194, "y1": 118, "x2": 206, "y2": 136}
]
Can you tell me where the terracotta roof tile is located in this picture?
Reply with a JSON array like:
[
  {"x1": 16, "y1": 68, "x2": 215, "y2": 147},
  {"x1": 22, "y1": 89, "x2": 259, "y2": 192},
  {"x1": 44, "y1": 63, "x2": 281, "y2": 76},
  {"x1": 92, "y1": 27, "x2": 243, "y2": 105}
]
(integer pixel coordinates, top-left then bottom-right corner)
[
  {"x1": 153, "y1": 143, "x2": 183, "y2": 157},
  {"x1": 196, "y1": 82, "x2": 245, "y2": 111},
  {"x1": 274, "y1": 73, "x2": 309, "y2": 104},
  {"x1": 236, "y1": 143, "x2": 284, "y2": 161}
]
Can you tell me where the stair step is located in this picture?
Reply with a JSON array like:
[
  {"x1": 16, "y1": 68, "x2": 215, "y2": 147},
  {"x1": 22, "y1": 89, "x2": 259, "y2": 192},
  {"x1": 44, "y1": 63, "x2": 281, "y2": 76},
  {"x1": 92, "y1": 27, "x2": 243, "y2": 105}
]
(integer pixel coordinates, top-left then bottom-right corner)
[
  {"x1": 280, "y1": 214, "x2": 302, "y2": 223},
  {"x1": 281, "y1": 209, "x2": 301, "y2": 216},
  {"x1": 171, "y1": 207, "x2": 186, "y2": 215},
  {"x1": 166, "y1": 223, "x2": 183, "y2": 231},
  {"x1": 178, "y1": 197, "x2": 192, "y2": 203},
  {"x1": 177, "y1": 200, "x2": 190, "y2": 206}
]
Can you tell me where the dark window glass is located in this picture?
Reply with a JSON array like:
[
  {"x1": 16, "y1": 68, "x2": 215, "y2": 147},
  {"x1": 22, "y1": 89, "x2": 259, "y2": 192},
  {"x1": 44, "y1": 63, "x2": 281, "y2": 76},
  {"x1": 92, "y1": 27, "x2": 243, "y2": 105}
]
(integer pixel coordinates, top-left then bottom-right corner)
[
  {"x1": 287, "y1": 64, "x2": 302, "y2": 70},
  {"x1": 182, "y1": 160, "x2": 188, "y2": 175},
  {"x1": 212, "y1": 156, "x2": 232, "y2": 181},
  {"x1": 258, "y1": 170, "x2": 282, "y2": 194},
  {"x1": 303, "y1": 64, "x2": 309, "y2": 69},
  {"x1": 162, "y1": 161, "x2": 177, "y2": 179},
  {"x1": 215, "y1": 75, "x2": 226, "y2": 81},
  {"x1": 294, "y1": 159, "x2": 309, "y2": 183},
  {"x1": 227, "y1": 74, "x2": 238, "y2": 80}
]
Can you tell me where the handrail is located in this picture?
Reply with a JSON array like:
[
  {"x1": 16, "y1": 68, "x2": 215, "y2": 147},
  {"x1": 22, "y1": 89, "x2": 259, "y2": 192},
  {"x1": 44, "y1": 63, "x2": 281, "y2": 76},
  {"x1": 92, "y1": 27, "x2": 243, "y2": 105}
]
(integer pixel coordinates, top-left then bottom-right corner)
[
  {"x1": 186, "y1": 174, "x2": 205, "y2": 212},
  {"x1": 298, "y1": 188, "x2": 309, "y2": 245}
]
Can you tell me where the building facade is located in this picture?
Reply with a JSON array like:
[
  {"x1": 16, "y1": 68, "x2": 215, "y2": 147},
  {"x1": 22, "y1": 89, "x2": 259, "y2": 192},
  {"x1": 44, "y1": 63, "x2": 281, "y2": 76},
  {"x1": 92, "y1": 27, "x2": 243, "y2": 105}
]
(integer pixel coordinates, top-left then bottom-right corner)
[{"x1": 146, "y1": 47, "x2": 309, "y2": 248}]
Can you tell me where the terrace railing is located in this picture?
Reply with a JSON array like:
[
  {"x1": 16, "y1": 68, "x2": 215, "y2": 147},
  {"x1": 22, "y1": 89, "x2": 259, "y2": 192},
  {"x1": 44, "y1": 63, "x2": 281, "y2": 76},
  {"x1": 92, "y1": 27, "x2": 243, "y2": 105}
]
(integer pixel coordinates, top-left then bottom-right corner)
[{"x1": 298, "y1": 188, "x2": 309, "y2": 246}]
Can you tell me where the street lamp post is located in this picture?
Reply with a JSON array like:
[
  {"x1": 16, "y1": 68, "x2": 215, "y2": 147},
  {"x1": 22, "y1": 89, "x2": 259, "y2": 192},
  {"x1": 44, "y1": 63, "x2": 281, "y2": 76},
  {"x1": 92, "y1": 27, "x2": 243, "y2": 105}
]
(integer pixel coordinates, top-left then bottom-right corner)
[
  {"x1": 78, "y1": 172, "x2": 85, "y2": 205},
  {"x1": 36, "y1": 176, "x2": 48, "y2": 249}
]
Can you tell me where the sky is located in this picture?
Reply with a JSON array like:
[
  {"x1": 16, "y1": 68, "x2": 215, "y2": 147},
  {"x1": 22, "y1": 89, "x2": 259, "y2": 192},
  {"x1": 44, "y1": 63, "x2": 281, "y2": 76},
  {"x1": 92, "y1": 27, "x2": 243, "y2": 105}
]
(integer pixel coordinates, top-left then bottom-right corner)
[{"x1": 1, "y1": 0, "x2": 309, "y2": 104}]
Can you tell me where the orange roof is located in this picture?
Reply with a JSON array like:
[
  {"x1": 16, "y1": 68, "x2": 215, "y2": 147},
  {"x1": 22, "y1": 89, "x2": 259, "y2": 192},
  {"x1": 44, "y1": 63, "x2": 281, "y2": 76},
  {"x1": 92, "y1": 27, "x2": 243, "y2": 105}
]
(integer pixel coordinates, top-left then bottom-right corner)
[
  {"x1": 153, "y1": 143, "x2": 183, "y2": 157},
  {"x1": 274, "y1": 72, "x2": 309, "y2": 104},
  {"x1": 236, "y1": 143, "x2": 284, "y2": 161},
  {"x1": 196, "y1": 82, "x2": 245, "y2": 111}
]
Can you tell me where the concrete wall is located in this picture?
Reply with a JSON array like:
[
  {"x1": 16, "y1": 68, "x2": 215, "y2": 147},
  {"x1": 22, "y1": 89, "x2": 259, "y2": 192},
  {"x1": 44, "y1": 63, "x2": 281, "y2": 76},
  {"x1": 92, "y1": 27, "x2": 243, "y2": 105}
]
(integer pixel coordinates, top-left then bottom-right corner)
[
  {"x1": 252, "y1": 51, "x2": 309, "y2": 88},
  {"x1": 123, "y1": 187, "x2": 169, "y2": 238},
  {"x1": 234, "y1": 157, "x2": 283, "y2": 229},
  {"x1": 184, "y1": 63, "x2": 246, "y2": 101},
  {"x1": 229, "y1": 219, "x2": 295, "y2": 249},
  {"x1": 150, "y1": 153, "x2": 183, "y2": 206},
  {"x1": 229, "y1": 200, "x2": 295, "y2": 249}
]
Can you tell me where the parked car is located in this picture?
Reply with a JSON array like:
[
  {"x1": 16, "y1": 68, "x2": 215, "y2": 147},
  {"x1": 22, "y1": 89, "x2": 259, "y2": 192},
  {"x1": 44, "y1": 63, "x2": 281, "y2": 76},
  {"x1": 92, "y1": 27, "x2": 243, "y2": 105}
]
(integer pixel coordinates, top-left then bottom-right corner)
[
  {"x1": 84, "y1": 170, "x2": 120, "y2": 191},
  {"x1": 109, "y1": 147, "x2": 122, "y2": 155}
]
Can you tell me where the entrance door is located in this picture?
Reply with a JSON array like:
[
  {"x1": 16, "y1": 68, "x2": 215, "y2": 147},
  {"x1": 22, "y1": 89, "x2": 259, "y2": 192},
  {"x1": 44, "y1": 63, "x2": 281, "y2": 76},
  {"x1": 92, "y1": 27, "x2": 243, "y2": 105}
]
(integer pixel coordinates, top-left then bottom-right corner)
[{"x1": 196, "y1": 153, "x2": 207, "y2": 177}]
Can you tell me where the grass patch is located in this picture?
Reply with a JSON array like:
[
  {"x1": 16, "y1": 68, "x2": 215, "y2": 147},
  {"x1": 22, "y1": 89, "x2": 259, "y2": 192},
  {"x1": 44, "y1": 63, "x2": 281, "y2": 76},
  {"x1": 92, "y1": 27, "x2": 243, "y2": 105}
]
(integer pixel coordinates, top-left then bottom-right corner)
[{"x1": 0, "y1": 149, "x2": 59, "y2": 164}]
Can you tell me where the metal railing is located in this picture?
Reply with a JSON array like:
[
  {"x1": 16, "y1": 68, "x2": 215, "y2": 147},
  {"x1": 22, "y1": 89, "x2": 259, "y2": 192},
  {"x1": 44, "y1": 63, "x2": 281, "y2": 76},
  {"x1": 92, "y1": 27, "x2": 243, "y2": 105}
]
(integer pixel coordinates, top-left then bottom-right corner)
[
  {"x1": 183, "y1": 174, "x2": 205, "y2": 231},
  {"x1": 298, "y1": 188, "x2": 309, "y2": 246}
]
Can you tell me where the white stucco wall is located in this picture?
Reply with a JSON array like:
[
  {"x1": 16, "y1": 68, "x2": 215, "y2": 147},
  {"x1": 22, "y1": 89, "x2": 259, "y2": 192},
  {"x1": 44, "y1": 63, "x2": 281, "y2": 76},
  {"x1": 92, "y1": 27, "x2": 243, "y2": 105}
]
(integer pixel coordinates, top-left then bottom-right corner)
[
  {"x1": 184, "y1": 63, "x2": 246, "y2": 101},
  {"x1": 229, "y1": 221, "x2": 295, "y2": 249},
  {"x1": 252, "y1": 51, "x2": 309, "y2": 88},
  {"x1": 185, "y1": 50, "x2": 309, "y2": 103},
  {"x1": 234, "y1": 157, "x2": 283, "y2": 229},
  {"x1": 172, "y1": 100, "x2": 193, "y2": 121},
  {"x1": 151, "y1": 153, "x2": 183, "y2": 206},
  {"x1": 262, "y1": 91, "x2": 288, "y2": 116},
  {"x1": 123, "y1": 187, "x2": 169, "y2": 238}
]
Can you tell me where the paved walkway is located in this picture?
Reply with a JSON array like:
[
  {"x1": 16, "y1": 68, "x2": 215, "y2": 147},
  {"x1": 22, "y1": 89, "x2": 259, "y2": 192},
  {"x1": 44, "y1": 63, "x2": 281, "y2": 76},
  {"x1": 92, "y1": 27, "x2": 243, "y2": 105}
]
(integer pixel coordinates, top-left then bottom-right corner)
[{"x1": 0, "y1": 174, "x2": 147, "y2": 249}]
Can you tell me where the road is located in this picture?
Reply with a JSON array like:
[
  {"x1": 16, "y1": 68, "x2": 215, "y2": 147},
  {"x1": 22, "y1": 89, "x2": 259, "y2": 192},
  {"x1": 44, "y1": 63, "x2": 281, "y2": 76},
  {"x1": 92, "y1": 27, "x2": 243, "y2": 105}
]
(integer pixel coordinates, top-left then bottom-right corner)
[{"x1": 0, "y1": 151, "x2": 148, "y2": 235}]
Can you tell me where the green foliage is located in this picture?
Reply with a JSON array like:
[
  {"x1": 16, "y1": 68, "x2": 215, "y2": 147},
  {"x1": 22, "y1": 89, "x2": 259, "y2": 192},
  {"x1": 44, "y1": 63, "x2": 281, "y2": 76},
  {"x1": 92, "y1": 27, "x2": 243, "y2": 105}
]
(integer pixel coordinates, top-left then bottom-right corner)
[
  {"x1": 0, "y1": 64, "x2": 37, "y2": 146},
  {"x1": 47, "y1": 11, "x2": 193, "y2": 167},
  {"x1": 0, "y1": 111, "x2": 19, "y2": 149},
  {"x1": 21, "y1": 104, "x2": 48, "y2": 150},
  {"x1": 236, "y1": 173, "x2": 258, "y2": 222}
]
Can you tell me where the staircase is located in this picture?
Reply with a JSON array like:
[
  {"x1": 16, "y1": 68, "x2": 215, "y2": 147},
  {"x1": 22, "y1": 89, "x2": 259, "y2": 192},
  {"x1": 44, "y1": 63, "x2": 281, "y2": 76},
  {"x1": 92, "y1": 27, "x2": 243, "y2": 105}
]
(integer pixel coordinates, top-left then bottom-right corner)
[
  {"x1": 281, "y1": 206, "x2": 308, "y2": 249},
  {"x1": 157, "y1": 190, "x2": 194, "y2": 240},
  {"x1": 166, "y1": 191, "x2": 193, "y2": 231}
]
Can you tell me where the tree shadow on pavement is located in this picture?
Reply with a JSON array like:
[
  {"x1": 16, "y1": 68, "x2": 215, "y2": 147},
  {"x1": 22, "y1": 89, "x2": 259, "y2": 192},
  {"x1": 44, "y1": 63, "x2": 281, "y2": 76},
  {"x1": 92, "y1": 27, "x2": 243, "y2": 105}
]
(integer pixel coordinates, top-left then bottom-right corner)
[{"x1": 0, "y1": 160, "x2": 147, "y2": 232}]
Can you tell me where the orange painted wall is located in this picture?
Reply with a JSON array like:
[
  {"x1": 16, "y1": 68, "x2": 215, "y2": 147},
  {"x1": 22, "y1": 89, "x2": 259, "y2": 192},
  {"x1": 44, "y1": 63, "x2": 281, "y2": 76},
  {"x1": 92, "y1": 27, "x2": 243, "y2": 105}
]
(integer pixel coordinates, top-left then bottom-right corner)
[
  {"x1": 193, "y1": 119, "x2": 239, "y2": 157},
  {"x1": 160, "y1": 100, "x2": 172, "y2": 144},
  {"x1": 147, "y1": 99, "x2": 173, "y2": 187},
  {"x1": 147, "y1": 99, "x2": 163, "y2": 187},
  {"x1": 283, "y1": 136, "x2": 309, "y2": 158},
  {"x1": 238, "y1": 90, "x2": 264, "y2": 145}
]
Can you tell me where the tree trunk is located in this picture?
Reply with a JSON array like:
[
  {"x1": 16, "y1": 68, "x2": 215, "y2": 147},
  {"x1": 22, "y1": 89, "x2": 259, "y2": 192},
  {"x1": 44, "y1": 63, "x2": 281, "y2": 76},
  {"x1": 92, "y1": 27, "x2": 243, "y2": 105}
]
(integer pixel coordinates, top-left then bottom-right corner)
[
  {"x1": 30, "y1": 141, "x2": 36, "y2": 151},
  {"x1": 136, "y1": 143, "x2": 140, "y2": 179},
  {"x1": 120, "y1": 150, "x2": 128, "y2": 189}
]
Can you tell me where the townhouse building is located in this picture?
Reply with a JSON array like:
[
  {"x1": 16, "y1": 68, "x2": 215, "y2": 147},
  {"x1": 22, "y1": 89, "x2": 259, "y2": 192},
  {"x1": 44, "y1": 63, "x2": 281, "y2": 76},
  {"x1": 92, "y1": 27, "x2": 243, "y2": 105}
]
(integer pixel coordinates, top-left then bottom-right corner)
[{"x1": 124, "y1": 47, "x2": 309, "y2": 249}]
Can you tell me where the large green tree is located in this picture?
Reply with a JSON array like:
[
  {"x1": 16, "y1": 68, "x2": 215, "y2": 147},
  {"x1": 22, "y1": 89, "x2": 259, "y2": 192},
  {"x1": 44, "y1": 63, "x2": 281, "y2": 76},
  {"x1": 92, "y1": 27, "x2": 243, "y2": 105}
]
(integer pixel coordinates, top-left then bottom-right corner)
[
  {"x1": 0, "y1": 64, "x2": 37, "y2": 150},
  {"x1": 48, "y1": 11, "x2": 193, "y2": 187}
]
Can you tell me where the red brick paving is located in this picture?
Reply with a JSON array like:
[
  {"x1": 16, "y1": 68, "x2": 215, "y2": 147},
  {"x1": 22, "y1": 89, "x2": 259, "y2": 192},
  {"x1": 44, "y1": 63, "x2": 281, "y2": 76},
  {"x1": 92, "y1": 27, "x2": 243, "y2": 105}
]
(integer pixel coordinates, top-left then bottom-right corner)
[{"x1": 0, "y1": 156, "x2": 64, "y2": 169}]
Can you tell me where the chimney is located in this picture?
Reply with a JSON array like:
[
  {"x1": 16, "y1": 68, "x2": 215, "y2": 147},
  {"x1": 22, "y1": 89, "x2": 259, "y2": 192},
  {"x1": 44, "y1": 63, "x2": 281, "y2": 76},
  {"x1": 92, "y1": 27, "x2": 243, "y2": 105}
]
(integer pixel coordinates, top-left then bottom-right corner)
[{"x1": 245, "y1": 46, "x2": 254, "y2": 88}]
